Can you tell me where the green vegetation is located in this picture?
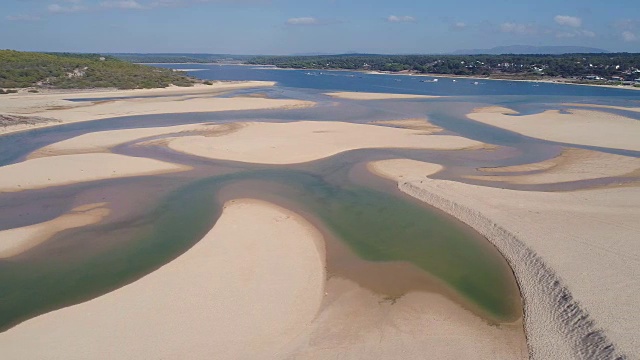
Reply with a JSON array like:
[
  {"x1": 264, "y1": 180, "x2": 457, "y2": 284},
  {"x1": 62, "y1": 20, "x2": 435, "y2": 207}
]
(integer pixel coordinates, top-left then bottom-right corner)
[
  {"x1": 0, "y1": 50, "x2": 197, "y2": 89},
  {"x1": 247, "y1": 53, "x2": 640, "y2": 81}
]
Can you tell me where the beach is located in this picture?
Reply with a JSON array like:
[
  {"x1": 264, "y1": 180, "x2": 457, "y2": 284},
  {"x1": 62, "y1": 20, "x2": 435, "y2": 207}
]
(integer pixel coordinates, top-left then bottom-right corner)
[
  {"x1": 1, "y1": 79, "x2": 638, "y2": 360},
  {"x1": 369, "y1": 158, "x2": 639, "y2": 359}
]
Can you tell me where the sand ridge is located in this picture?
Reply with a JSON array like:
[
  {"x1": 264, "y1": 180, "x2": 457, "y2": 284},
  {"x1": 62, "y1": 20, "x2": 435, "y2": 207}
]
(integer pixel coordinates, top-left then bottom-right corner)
[
  {"x1": 468, "y1": 148, "x2": 640, "y2": 184},
  {"x1": 467, "y1": 106, "x2": 640, "y2": 151},
  {"x1": 369, "y1": 158, "x2": 640, "y2": 359},
  {"x1": 0, "y1": 203, "x2": 110, "y2": 258}
]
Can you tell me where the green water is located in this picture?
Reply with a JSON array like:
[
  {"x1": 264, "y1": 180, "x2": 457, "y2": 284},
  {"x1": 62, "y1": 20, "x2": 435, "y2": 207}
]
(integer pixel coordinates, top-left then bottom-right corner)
[{"x1": 0, "y1": 168, "x2": 520, "y2": 331}]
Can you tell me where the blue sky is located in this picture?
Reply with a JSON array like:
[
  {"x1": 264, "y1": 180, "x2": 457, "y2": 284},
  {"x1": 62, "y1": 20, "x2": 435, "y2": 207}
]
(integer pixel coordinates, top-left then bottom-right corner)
[{"x1": 2, "y1": 0, "x2": 640, "y2": 54}]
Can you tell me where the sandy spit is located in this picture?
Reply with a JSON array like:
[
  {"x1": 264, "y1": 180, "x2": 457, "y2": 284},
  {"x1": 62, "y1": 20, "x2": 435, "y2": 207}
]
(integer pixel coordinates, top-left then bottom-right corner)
[
  {"x1": 369, "y1": 159, "x2": 640, "y2": 360},
  {"x1": 467, "y1": 106, "x2": 640, "y2": 151},
  {"x1": 0, "y1": 153, "x2": 190, "y2": 193},
  {"x1": 0, "y1": 199, "x2": 327, "y2": 359},
  {"x1": 370, "y1": 118, "x2": 443, "y2": 133},
  {"x1": 562, "y1": 103, "x2": 640, "y2": 113},
  {"x1": 167, "y1": 121, "x2": 482, "y2": 164},
  {"x1": 0, "y1": 203, "x2": 110, "y2": 258},
  {"x1": 469, "y1": 148, "x2": 640, "y2": 184},
  {"x1": 325, "y1": 91, "x2": 441, "y2": 100},
  {"x1": 0, "y1": 82, "x2": 315, "y2": 136}
]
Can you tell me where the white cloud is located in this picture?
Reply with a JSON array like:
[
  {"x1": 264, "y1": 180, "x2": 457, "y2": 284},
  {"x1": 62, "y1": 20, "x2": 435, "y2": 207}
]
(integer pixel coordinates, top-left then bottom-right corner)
[
  {"x1": 554, "y1": 15, "x2": 582, "y2": 28},
  {"x1": 6, "y1": 14, "x2": 41, "y2": 21},
  {"x1": 387, "y1": 15, "x2": 416, "y2": 23},
  {"x1": 48, "y1": 3, "x2": 88, "y2": 13},
  {"x1": 622, "y1": 31, "x2": 638, "y2": 42},
  {"x1": 451, "y1": 21, "x2": 466, "y2": 30},
  {"x1": 286, "y1": 17, "x2": 319, "y2": 26},
  {"x1": 500, "y1": 22, "x2": 536, "y2": 35},
  {"x1": 101, "y1": 0, "x2": 146, "y2": 9}
]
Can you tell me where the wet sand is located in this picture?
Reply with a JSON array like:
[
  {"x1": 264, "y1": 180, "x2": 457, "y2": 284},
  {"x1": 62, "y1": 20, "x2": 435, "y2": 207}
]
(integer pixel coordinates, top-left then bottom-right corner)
[
  {"x1": 369, "y1": 158, "x2": 640, "y2": 360},
  {"x1": 0, "y1": 203, "x2": 110, "y2": 259},
  {"x1": 467, "y1": 106, "x2": 640, "y2": 151}
]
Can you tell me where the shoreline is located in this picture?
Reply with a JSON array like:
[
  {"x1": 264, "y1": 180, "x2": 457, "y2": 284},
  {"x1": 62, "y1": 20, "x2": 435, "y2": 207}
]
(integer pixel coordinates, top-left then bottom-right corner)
[
  {"x1": 0, "y1": 81, "x2": 295, "y2": 137},
  {"x1": 368, "y1": 159, "x2": 638, "y2": 359}
]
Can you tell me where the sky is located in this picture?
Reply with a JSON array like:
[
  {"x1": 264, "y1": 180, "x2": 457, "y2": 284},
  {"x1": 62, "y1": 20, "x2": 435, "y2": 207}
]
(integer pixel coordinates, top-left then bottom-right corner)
[{"x1": 2, "y1": 0, "x2": 640, "y2": 54}]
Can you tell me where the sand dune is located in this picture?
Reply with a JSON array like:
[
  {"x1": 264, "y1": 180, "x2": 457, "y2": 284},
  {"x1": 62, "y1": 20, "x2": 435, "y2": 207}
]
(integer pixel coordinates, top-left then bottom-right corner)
[
  {"x1": 468, "y1": 148, "x2": 640, "y2": 184},
  {"x1": 467, "y1": 106, "x2": 640, "y2": 151},
  {"x1": 0, "y1": 203, "x2": 110, "y2": 258},
  {"x1": 325, "y1": 91, "x2": 440, "y2": 100},
  {"x1": 369, "y1": 158, "x2": 640, "y2": 359},
  {"x1": 0, "y1": 153, "x2": 190, "y2": 193},
  {"x1": 0, "y1": 199, "x2": 326, "y2": 360},
  {"x1": 0, "y1": 82, "x2": 314, "y2": 136},
  {"x1": 167, "y1": 121, "x2": 483, "y2": 164}
]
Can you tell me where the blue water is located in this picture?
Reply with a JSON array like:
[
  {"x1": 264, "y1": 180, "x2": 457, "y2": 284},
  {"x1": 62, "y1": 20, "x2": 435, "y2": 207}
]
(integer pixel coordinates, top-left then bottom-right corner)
[{"x1": 152, "y1": 63, "x2": 640, "y2": 99}]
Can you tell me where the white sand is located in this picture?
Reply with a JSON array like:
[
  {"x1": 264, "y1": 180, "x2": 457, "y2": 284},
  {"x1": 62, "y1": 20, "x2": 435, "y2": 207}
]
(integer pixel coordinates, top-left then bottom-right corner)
[
  {"x1": 325, "y1": 91, "x2": 440, "y2": 100},
  {"x1": 0, "y1": 153, "x2": 190, "y2": 193},
  {"x1": 369, "y1": 159, "x2": 640, "y2": 359},
  {"x1": 29, "y1": 123, "x2": 240, "y2": 158},
  {"x1": 0, "y1": 82, "x2": 314, "y2": 136},
  {"x1": 167, "y1": 121, "x2": 483, "y2": 164},
  {"x1": 0, "y1": 203, "x2": 110, "y2": 258},
  {"x1": 467, "y1": 106, "x2": 640, "y2": 151},
  {"x1": 0, "y1": 199, "x2": 326, "y2": 360},
  {"x1": 468, "y1": 148, "x2": 640, "y2": 184}
]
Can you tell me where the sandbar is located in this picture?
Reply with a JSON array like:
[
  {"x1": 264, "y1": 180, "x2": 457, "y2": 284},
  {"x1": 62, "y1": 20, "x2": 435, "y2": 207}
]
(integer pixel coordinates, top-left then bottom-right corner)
[
  {"x1": 0, "y1": 153, "x2": 190, "y2": 193},
  {"x1": 325, "y1": 91, "x2": 440, "y2": 100},
  {"x1": 0, "y1": 199, "x2": 326, "y2": 359},
  {"x1": 468, "y1": 148, "x2": 640, "y2": 184},
  {"x1": 166, "y1": 121, "x2": 483, "y2": 164},
  {"x1": 467, "y1": 106, "x2": 640, "y2": 151},
  {"x1": 369, "y1": 158, "x2": 640, "y2": 359},
  {"x1": 0, "y1": 82, "x2": 314, "y2": 136},
  {"x1": 29, "y1": 123, "x2": 241, "y2": 158},
  {"x1": 370, "y1": 118, "x2": 442, "y2": 133},
  {"x1": 0, "y1": 203, "x2": 110, "y2": 258}
]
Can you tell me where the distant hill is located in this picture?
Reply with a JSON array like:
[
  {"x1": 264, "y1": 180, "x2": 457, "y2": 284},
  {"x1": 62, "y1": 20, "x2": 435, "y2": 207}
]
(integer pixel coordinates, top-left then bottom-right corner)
[
  {"x1": 452, "y1": 45, "x2": 610, "y2": 55},
  {"x1": 110, "y1": 53, "x2": 254, "y2": 63},
  {"x1": 0, "y1": 50, "x2": 197, "y2": 89}
]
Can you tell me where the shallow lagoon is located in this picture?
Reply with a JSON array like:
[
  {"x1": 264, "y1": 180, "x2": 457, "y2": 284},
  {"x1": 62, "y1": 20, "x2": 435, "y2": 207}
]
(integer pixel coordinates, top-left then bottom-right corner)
[{"x1": 1, "y1": 66, "x2": 638, "y2": 331}]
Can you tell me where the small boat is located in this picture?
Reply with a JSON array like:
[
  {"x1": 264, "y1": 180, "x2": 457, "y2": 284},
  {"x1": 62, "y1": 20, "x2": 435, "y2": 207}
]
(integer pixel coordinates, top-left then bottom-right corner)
[
  {"x1": 452, "y1": 79, "x2": 457, "y2": 82},
  {"x1": 473, "y1": 81, "x2": 479, "y2": 85}
]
